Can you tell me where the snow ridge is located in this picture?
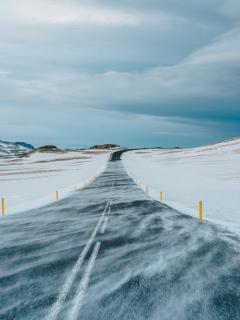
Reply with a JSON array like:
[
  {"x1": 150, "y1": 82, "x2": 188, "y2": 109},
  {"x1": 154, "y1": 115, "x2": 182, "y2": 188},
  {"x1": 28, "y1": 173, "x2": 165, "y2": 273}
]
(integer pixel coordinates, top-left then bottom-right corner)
[{"x1": 0, "y1": 139, "x2": 34, "y2": 156}]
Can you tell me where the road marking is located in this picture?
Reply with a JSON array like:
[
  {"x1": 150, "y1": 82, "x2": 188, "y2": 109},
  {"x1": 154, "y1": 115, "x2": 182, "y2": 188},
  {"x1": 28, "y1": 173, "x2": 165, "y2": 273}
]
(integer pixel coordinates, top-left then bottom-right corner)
[
  {"x1": 102, "y1": 216, "x2": 109, "y2": 233},
  {"x1": 46, "y1": 200, "x2": 109, "y2": 320},
  {"x1": 68, "y1": 242, "x2": 101, "y2": 320},
  {"x1": 101, "y1": 205, "x2": 111, "y2": 234}
]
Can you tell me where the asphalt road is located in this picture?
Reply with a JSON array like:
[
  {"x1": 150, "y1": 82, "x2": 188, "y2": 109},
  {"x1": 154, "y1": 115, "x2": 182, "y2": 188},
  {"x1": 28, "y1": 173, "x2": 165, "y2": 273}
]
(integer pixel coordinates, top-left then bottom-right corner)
[{"x1": 0, "y1": 153, "x2": 240, "y2": 320}]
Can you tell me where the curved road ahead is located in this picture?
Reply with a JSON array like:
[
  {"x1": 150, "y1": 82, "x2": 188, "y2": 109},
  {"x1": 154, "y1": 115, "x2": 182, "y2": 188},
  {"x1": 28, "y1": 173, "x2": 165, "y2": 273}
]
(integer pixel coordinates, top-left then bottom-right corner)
[{"x1": 1, "y1": 153, "x2": 240, "y2": 319}]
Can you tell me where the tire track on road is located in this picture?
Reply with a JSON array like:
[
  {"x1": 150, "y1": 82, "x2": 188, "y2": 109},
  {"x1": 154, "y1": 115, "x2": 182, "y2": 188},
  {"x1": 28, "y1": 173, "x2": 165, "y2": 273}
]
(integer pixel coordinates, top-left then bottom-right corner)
[{"x1": 46, "y1": 200, "x2": 110, "y2": 320}]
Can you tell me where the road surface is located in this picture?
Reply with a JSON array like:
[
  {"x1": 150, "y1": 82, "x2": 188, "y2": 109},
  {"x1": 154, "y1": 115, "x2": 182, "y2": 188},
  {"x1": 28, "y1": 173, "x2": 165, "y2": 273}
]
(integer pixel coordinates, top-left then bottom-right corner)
[{"x1": 0, "y1": 152, "x2": 240, "y2": 320}]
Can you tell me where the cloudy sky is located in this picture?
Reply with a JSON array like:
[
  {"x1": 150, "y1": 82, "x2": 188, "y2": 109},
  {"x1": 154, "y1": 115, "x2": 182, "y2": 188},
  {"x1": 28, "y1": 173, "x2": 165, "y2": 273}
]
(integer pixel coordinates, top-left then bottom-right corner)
[{"x1": 0, "y1": 0, "x2": 239, "y2": 147}]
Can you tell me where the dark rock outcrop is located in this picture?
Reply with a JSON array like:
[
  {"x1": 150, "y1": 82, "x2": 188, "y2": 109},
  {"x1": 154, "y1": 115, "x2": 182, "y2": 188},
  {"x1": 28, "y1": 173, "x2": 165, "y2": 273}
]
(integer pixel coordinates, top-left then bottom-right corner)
[
  {"x1": 35, "y1": 145, "x2": 61, "y2": 152},
  {"x1": 89, "y1": 144, "x2": 121, "y2": 150}
]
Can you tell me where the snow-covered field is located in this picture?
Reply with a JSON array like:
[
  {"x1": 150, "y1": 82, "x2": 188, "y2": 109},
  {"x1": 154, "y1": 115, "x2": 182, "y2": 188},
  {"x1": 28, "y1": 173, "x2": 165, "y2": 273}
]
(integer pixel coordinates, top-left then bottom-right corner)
[
  {"x1": 123, "y1": 138, "x2": 240, "y2": 232},
  {"x1": 0, "y1": 149, "x2": 110, "y2": 215}
]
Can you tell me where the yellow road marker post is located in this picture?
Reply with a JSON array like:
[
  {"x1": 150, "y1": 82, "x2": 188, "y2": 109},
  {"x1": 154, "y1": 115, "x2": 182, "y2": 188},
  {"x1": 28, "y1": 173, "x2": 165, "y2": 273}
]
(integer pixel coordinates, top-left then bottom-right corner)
[
  {"x1": 1, "y1": 198, "x2": 5, "y2": 217},
  {"x1": 198, "y1": 201, "x2": 203, "y2": 222},
  {"x1": 56, "y1": 191, "x2": 59, "y2": 202},
  {"x1": 160, "y1": 192, "x2": 163, "y2": 202}
]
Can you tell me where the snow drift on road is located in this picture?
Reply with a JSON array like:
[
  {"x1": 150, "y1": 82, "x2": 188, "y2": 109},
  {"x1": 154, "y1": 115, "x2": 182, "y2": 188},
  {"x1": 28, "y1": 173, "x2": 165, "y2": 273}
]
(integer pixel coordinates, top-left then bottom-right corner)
[
  {"x1": 123, "y1": 138, "x2": 240, "y2": 232},
  {"x1": 0, "y1": 149, "x2": 110, "y2": 215}
]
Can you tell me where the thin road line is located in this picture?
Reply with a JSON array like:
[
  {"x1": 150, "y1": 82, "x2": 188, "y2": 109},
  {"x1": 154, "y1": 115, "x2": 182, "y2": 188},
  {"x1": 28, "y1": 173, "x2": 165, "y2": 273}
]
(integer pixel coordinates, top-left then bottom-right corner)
[
  {"x1": 109, "y1": 199, "x2": 113, "y2": 211},
  {"x1": 102, "y1": 216, "x2": 109, "y2": 234},
  {"x1": 101, "y1": 205, "x2": 111, "y2": 234},
  {"x1": 68, "y1": 242, "x2": 101, "y2": 320},
  {"x1": 46, "y1": 200, "x2": 109, "y2": 320}
]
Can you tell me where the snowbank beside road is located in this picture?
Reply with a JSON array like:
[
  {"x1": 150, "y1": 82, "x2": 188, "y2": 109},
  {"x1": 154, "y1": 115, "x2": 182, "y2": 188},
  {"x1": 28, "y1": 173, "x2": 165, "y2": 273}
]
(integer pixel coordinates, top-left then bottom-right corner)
[
  {"x1": 0, "y1": 149, "x2": 110, "y2": 215},
  {"x1": 123, "y1": 138, "x2": 240, "y2": 232}
]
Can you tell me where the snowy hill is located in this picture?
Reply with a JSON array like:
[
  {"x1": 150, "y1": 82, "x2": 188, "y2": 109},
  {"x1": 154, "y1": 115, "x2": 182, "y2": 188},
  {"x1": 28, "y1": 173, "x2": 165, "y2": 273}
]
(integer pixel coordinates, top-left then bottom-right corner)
[
  {"x1": 0, "y1": 139, "x2": 34, "y2": 156},
  {"x1": 89, "y1": 144, "x2": 121, "y2": 150},
  {"x1": 0, "y1": 148, "x2": 110, "y2": 215},
  {"x1": 123, "y1": 137, "x2": 240, "y2": 232}
]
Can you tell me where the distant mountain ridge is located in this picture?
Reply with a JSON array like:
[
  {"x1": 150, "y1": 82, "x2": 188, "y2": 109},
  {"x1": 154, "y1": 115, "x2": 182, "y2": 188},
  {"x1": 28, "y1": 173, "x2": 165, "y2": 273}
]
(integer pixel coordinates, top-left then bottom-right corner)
[
  {"x1": 0, "y1": 139, "x2": 34, "y2": 156},
  {"x1": 15, "y1": 141, "x2": 35, "y2": 150},
  {"x1": 89, "y1": 144, "x2": 121, "y2": 150}
]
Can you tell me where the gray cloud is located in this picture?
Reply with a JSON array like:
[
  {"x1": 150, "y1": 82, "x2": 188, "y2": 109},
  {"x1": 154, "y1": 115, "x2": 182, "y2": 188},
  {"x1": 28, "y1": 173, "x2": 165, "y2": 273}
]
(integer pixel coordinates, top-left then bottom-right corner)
[{"x1": 0, "y1": 0, "x2": 239, "y2": 147}]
